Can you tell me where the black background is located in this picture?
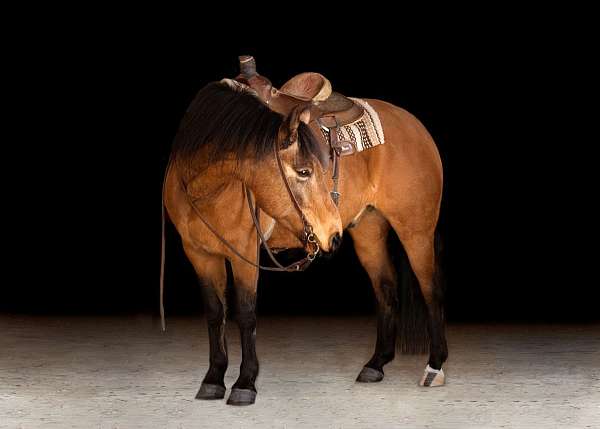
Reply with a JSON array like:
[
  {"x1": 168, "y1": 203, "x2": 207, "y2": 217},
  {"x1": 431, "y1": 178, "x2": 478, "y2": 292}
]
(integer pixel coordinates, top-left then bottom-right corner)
[{"x1": 6, "y1": 25, "x2": 596, "y2": 323}]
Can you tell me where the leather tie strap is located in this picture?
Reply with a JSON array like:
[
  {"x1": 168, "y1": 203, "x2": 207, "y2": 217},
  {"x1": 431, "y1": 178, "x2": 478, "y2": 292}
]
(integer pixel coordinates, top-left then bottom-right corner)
[
  {"x1": 318, "y1": 117, "x2": 344, "y2": 206},
  {"x1": 329, "y1": 124, "x2": 341, "y2": 206}
]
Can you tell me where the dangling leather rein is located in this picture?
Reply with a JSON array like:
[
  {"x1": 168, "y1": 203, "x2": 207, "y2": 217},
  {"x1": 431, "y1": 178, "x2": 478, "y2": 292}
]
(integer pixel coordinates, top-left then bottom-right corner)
[
  {"x1": 182, "y1": 142, "x2": 320, "y2": 272},
  {"x1": 160, "y1": 141, "x2": 321, "y2": 331}
]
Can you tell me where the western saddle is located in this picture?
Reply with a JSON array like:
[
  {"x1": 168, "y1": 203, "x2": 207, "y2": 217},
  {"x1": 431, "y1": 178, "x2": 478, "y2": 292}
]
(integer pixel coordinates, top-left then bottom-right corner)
[
  {"x1": 235, "y1": 56, "x2": 363, "y2": 129},
  {"x1": 234, "y1": 56, "x2": 365, "y2": 205}
]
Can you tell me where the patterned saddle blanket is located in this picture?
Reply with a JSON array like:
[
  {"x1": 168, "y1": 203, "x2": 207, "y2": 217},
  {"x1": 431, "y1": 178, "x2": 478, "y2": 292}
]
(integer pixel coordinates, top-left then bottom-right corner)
[{"x1": 317, "y1": 98, "x2": 385, "y2": 155}]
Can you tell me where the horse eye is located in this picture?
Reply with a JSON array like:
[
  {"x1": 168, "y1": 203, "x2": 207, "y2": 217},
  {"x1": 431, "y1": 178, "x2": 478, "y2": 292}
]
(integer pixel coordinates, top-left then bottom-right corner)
[{"x1": 296, "y1": 168, "x2": 312, "y2": 178}]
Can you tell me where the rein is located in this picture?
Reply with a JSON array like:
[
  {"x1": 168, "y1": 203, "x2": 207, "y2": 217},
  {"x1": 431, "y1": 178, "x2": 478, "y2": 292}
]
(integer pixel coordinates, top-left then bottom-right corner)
[
  {"x1": 160, "y1": 132, "x2": 323, "y2": 330},
  {"x1": 181, "y1": 141, "x2": 320, "y2": 273}
]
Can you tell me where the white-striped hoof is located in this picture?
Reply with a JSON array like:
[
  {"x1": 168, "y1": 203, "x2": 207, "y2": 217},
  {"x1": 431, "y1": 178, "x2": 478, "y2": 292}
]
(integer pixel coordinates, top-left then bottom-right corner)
[{"x1": 419, "y1": 364, "x2": 445, "y2": 387}]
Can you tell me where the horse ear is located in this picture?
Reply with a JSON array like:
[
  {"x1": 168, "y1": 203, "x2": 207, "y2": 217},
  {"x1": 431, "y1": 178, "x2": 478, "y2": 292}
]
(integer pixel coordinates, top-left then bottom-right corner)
[{"x1": 286, "y1": 105, "x2": 312, "y2": 144}]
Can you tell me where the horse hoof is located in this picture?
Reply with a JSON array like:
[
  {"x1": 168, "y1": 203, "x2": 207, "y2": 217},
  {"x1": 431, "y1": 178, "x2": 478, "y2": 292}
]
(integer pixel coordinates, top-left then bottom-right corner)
[
  {"x1": 195, "y1": 383, "x2": 226, "y2": 400},
  {"x1": 227, "y1": 388, "x2": 256, "y2": 405},
  {"x1": 419, "y1": 365, "x2": 445, "y2": 387},
  {"x1": 356, "y1": 366, "x2": 384, "y2": 382}
]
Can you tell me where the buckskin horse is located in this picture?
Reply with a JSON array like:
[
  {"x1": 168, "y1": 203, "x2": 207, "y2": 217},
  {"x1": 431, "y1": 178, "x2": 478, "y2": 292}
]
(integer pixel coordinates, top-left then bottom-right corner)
[{"x1": 162, "y1": 56, "x2": 447, "y2": 405}]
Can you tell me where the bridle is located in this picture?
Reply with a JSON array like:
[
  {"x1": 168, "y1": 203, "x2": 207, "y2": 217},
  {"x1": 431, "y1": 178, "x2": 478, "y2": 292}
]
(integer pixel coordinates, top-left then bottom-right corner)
[
  {"x1": 182, "y1": 138, "x2": 321, "y2": 272},
  {"x1": 159, "y1": 80, "x2": 330, "y2": 330}
]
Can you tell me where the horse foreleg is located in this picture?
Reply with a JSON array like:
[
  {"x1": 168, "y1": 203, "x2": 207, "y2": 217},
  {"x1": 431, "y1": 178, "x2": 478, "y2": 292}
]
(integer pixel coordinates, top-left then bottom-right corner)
[
  {"x1": 183, "y1": 245, "x2": 228, "y2": 399},
  {"x1": 227, "y1": 259, "x2": 259, "y2": 405},
  {"x1": 350, "y1": 211, "x2": 398, "y2": 382}
]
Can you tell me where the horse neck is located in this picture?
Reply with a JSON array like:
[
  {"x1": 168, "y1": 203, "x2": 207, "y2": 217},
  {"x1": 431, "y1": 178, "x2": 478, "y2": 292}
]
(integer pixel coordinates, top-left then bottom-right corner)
[{"x1": 183, "y1": 159, "x2": 277, "y2": 239}]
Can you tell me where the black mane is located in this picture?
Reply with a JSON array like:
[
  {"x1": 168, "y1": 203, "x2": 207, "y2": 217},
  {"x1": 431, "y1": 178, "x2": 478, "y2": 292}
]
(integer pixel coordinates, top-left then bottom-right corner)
[{"x1": 171, "y1": 81, "x2": 325, "y2": 174}]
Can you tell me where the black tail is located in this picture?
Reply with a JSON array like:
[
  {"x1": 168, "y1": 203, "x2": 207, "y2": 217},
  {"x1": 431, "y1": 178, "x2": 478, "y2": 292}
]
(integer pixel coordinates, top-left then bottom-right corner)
[{"x1": 393, "y1": 232, "x2": 444, "y2": 354}]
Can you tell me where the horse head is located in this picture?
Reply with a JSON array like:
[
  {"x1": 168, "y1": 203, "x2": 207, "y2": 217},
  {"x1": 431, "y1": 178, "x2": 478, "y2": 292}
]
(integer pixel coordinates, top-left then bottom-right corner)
[{"x1": 245, "y1": 104, "x2": 342, "y2": 254}]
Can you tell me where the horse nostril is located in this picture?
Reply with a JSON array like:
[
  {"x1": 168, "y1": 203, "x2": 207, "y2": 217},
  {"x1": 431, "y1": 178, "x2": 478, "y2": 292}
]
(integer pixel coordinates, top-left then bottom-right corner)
[{"x1": 329, "y1": 233, "x2": 342, "y2": 252}]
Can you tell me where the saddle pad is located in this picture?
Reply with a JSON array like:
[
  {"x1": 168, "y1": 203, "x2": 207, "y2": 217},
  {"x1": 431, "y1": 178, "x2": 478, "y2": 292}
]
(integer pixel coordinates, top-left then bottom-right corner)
[{"x1": 318, "y1": 98, "x2": 385, "y2": 152}]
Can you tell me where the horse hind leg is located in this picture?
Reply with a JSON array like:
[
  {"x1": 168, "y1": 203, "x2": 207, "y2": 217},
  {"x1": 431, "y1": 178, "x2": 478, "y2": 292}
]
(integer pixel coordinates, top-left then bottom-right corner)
[
  {"x1": 391, "y1": 228, "x2": 448, "y2": 387},
  {"x1": 183, "y1": 245, "x2": 229, "y2": 400},
  {"x1": 349, "y1": 210, "x2": 398, "y2": 382}
]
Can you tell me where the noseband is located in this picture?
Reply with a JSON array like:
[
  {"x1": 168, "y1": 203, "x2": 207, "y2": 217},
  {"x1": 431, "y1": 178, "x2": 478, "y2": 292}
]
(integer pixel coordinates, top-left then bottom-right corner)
[{"x1": 182, "y1": 139, "x2": 321, "y2": 272}]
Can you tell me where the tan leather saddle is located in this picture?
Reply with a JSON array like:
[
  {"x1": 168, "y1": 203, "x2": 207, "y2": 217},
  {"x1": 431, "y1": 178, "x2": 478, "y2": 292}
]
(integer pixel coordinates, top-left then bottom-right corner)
[
  {"x1": 236, "y1": 56, "x2": 363, "y2": 130},
  {"x1": 234, "y1": 55, "x2": 364, "y2": 204}
]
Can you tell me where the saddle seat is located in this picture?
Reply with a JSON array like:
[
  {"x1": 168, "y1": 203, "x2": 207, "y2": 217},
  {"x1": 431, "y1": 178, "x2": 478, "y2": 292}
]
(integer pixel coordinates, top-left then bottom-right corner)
[
  {"x1": 278, "y1": 72, "x2": 332, "y2": 102},
  {"x1": 279, "y1": 72, "x2": 363, "y2": 127}
]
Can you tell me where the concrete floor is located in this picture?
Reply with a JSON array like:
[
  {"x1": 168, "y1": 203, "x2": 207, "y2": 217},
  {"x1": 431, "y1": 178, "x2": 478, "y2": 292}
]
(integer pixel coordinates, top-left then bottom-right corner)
[{"x1": 1, "y1": 315, "x2": 599, "y2": 429}]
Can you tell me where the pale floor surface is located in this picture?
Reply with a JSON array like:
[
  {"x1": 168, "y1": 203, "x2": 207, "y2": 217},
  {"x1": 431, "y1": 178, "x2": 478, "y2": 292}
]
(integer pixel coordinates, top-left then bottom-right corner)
[{"x1": 1, "y1": 315, "x2": 599, "y2": 429}]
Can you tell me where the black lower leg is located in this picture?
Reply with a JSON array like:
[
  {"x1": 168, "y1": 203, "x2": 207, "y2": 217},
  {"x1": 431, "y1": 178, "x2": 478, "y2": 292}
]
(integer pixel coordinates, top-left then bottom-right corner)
[
  {"x1": 357, "y1": 281, "x2": 398, "y2": 382},
  {"x1": 201, "y1": 285, "x2": 228, "y2": 387},
  {"x1": 366, "y1": 281, "x2": 398, "y2": 371},
  {"x1": 426, "y1": 285, "x2": 448, "y2": 369},
  {"x1": 233, "y1": 289, "x2": 258, "y2": 392}
]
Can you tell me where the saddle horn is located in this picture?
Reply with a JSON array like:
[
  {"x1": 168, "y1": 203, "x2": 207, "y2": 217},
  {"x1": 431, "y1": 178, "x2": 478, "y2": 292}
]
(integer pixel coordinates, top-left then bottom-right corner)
[
  {"x1": 238, "y1": 55, "x2": 257, "y2": 78},
  {"x1": 235, "y1": 55, "x2": 275, "y2": 103}
]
